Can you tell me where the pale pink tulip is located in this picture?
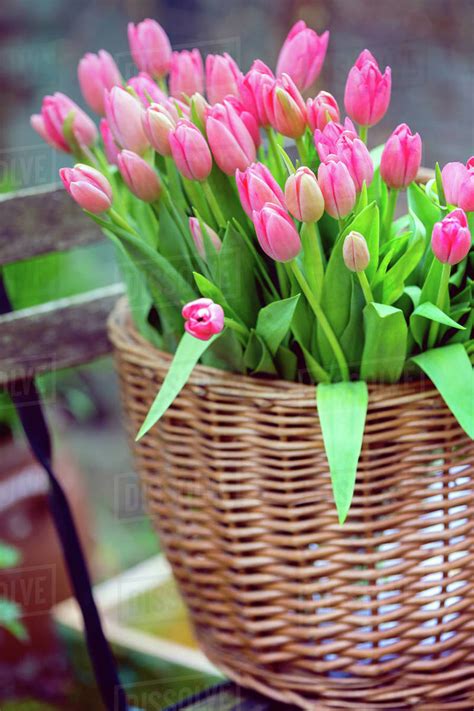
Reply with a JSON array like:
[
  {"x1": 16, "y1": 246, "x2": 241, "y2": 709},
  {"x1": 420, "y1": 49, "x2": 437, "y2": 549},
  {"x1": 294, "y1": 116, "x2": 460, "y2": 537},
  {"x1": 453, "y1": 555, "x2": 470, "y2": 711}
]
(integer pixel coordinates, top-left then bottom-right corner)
[
  {"x1": 236, "y1": 162, "x2": 285, "y2": 217},
  {"x1": 253, "y1": 203, "x2": 301, "y2": 262},
  {"x1": 318, "y1": 160, "x2": 357, "y2": 219},
  {"x1": 60, "y1": 164, "x2": 112, "y2": 213},
  {"x1": 128, "y1": 19, "x2": 172, "y2": 78},
  {"x1": 189, "y1": 217, "x2": 222, "y2": 258},
  {"x1": 206, "y1": 100, "x2": 256, "y2": 175},
  {"x1": 117, "y1": 150, "x2": 161, "y2": 202},
  {"x1": 78, "y1": 50, "x2": 122, "y2": 115},
  {"x1": 205, "y1": 53, "x2": 242, "y2": 105},
  {"x1": 239, "y1": 60, "x2": 275, "y2": 127},
  {"x1": 307, "y1": 91, "x2": 340, "y2": 132},
  {"x1": 263, "y1": 73, "x2": 306, "y2": 139},
  {"x1": 285, "y1": 167, "x2": 325, "y2": 222},
  {"x1": 344, "y1": 49, "x2": 391, "y2": 127},
  {"x1": 380, "y1": 123, "x2": 422, "y2": 189},
  {"x1": 442, "y1": 158, "x2": 474, "y2": 212},
  {"x1": 170, "y1": 49, "x2": 204, "y2": 99},
  {"x1": 169, "y1": 119, "x2": 213, "y2": 181},
  {"x1": 104, "y1": 86, "x2": 149, "y2": 154},
  {"x1": 31, "y1": 93, "x2": 97, "y2": 153},
  {"x1": 276, "y1": 20, "x2": 329, "y2": 91}
]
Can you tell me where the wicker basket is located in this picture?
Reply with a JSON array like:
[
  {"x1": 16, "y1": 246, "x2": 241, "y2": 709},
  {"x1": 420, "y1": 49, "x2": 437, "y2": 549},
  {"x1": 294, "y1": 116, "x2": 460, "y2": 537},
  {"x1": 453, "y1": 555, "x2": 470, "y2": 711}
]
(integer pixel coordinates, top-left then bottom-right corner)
[{"x1": 108, "y1": 299, "x2": 474, "y2": 711}]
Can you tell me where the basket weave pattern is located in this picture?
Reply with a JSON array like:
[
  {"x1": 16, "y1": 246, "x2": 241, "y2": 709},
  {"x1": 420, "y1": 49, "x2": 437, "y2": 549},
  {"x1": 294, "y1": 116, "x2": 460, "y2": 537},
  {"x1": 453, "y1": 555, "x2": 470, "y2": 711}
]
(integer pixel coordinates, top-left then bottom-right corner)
[{"x1": 109, "y1": 300, "x2": 474, "y2": 710}]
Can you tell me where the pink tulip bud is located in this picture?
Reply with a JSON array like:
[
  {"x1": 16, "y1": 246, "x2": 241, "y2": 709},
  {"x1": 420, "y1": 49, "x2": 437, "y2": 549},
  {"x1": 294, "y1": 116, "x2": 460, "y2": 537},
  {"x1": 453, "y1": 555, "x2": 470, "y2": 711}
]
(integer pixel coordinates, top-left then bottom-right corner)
[
  {"x1": 182, "y1": 298, "x2": 225, "y2": 340},
  {"x1": 189, "y1": 217, "x2": 222, "y2": 258},
  {"x1": 225, "y1": 96, "x2": 261, "y2": 147},
  {"x1": 343, "y1": 231, "x2": 370, "y2": 272},
  {"x1": 78, "y1": 50, "x2": 122, "y2": 115},
  {"x1": 104, "y1": 86, "x2": 149, "y2": 154},
  {"x1": 127, "y1": 72, "x2": 166, "y2": 107},
  {"x1": 117, "y1": 150, "x2": 161, "y2": 202},
  {"x1": 442, "y1": 158, "x2": 474, "y2": 212},
  {"x1": 60, "y1": 163, "x2": 112, "y2": 213},
  {"x1": 307, "y1": 91, "x2": 340, "y2": 132},
  {"x1": 205, "y1": 53, "x2": 242, "y2": 105},
  {"x1": 318, "y1": 159, "x2": 357, "y2": 219},
  {"x1": 31, "y1": 93, "x2": 97, "y2": 153},
  {"x1": 128, "y1": 19, "x2": 172, "y2": 79},
  {"x1": 431, "y1": 209, "x2": 471, "y2": 266},
  {"x1": 236, "y1": 162, "x2": 285, "y2": 218},
  {"x1": 333, "y1": 132, "x2": 374, "y2": 192},
  {"x1": 142, "y1": 103, "x2": 176, "y2": 156},
  {"x1": 239, "y1": 60, "x2": 275, "y2": 127},
  {"x1": 253, "y1": 203, "x2": 301, "y2": 262},
  {"x1": 206, "y1": 100, "x2": 256, "y2": 175},
  {"x1": 169, "y1": 49, "x2": 204, "y2": 100},
  {"x1": 100, "y1": 119, "x2": 120, "y2": 165},
  {"x1": 344, "y1": 49, "x2": 391, "y2": 128},
  {"x1": 276, "y1": 20, "x2": 329, "y2": 91},
  {"x1": 264, "y1": 73, "x2": 307, "y2": 139},
  {"x1": 314, "y1": 118, "x2": 357, "y2": 161},
  {"x1": 190, "y1": 93, "x2": 210, "y2": 126},
  {"x1": 169, "y1": 119, "x2": 213, "y2": 181},
  {"x1": 285, "y1": 167, "x2": 325, "y2": 223},
  {"x1": 380, "y1": 123, "x2": 422, "y2": 190}
]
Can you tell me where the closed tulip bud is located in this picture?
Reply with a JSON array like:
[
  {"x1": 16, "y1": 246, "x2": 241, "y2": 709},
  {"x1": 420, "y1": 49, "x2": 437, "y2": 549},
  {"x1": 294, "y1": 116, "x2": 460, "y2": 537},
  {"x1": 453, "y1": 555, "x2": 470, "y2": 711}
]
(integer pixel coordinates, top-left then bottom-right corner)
[
  {"x1": 142, "y1": 103, "x2": 176, "y2": 156},
  {"x1": 189, "y1": 217, "x2": 222, "y2": 258},
  {"x1": 190, "y1": 93, "x2": 210, "y2": 127},
  {"x1": 380, "y1": 123, "x2": 422, "y2": 189},
  {"x1": 334, "y1": 132, "x2": 374, "y2": 192},
  {"x1": 206, "y1": 100, "x2": 256, "y2": 175},
  {"x1": 264, "y1": 73, "x2": 307, "y2": 139},
  {"x1": 100, "y1": 119, "x2": 120, "y2": 165},
  {"x1": 128, "y1": 19, "x2": 172, "y2": 79},
  {"x1": 31, "y1": 92, "x2": 97, "y2": 153},
  {"x1": 225, "y1": 96, "x2": 261, "y2": 147},
  {"x1": 344, "y1": 49, "x2": 391, "y2": 128},
  {"x1": 127, "y1": 72, "x2": 166, "y2": 107},
  {"x1": 276, "y1": 20, "x2": 329, "y2": 91},
  {"x1": 182, "y1": 298, "x2": 225, "y2": 340},
  {"x1": 285, "y1": 167, "x2": 325, "y2": 223},
  {"x1": 318, "y1": 159, "x2": 357, "y2": 219},
  {"x1": 60, "y1": 164, "x2": 112, "y2": 213},
  {"x1": 343, "y1": 231, "x2": 370, "y2": 272},
  {"x1": 314, "y1": 117, "x2": 357, "y2": 161},
  {"x1": 78, "y1": 50, "x2": 122, "y2": 116},
  {"x1": 431, "y1": 209, "x2": 471, "y2": 265},
  {"x1": 236, "y1": 162, "x2": 285, "y2": 217},
  {"x1": 206, "y1": 53, "x2": 242, "y2": 105},
  {"x1": 239, "y1": 60, "x2": 275, "y2": 127},
  {"x1": 117, "y1": 150, "x2": 161, "y2": 202},
  {"x1": 442, "y1": 158, "x2": 474, "y2": 212},
  {"x1": 170, "y1": 50, "x2": 204, "y2": 100},
  {"x1": 253, "y1": 203, "x2": 301, "y2": 262},
  {"x1": 104, "y1": 86, "x2": 149, "y2": 154},
  {"x1": 307, "y1": 91, "x2": 340, "y2": 132},
  {"x1": 169, "y1": 119, "x2": 213, "y2": 181}
]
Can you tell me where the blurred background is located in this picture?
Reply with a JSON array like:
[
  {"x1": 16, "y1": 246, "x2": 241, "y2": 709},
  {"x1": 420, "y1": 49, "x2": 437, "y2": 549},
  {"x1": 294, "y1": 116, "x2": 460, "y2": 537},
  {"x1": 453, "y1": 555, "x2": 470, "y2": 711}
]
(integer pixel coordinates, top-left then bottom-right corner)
[{"x1": 0, "y1": 0, "x2": 472, "y2": 708}]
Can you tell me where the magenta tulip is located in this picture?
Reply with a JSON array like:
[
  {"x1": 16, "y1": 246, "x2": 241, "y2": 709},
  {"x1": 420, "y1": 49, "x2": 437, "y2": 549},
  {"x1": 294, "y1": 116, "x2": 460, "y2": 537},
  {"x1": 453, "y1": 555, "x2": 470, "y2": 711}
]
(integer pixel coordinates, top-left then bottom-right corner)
[
  {"x1": 276, "y1": 20, "x2": 329, "y2": 91},
  {"x1": 142, "y1": 103, "x2": 176, "y2": 156},
  {"x1": 128, "y1": 19, "x2": 172, "y2": 79},
  {"x1": 31, "y1": 93, "x2": 97, "y2": 153},
  {"x1": 189, "y1": 217, "x2": 222, "y2": 258},
  {"x1": 100, "y1": 119, "x2": 120, "y2": 165},
  {"x1": 264, "y1": 73, "x2": 307, "y2": 139},
  {"x1": 117, "y1": 150, "x2": 161, "y2": 202},
  {"x1": 344, "y1": 49, "x2": 391, "y2": 128},
  {"x1": 431, "y1": 209, "x2": 471, "y2": 265},
  {"x1": 60, "y1": 164, "x2": 112, "y2": 213},
  {"x1": 127, "y1": 72, "x2": 166, "y2": 107},
  {"x1": 253, "y1": 203, "x2": 301, "y2": 262},
  {"x1": 318, "y1": 160, "x2": 357, "y2": 219},
  {"x1": 182, "y1": 298, "x2": 225, "y2": 340},
  {"x1": 314, "y1": 118, "x2": 357, "y2": 161},
  {"x1": 239, "y1": 60, "x2": 275, "y2": 127},
  {"x1": 205, "y1": 53, "x2": 242, "y2": 105},
  {"x1": 307, "y1": 91, "x2": 340, "y2": 133},
  {"x1": 169, "y1": 49, "x2": 204, "y2": 100},
  {"x1": 78, "y1": 50, "x2": 122, "y2": 115},
  {"x1": 169, "y1": 119, "x2": 213, "y2": 181},
  {"x1": 236, "y1": 162, "x2": 285, "y2": 218},
  {"x1": 206, "y1": 100, "x2": 256, "y2": 175},
  {"x1": 333, "y1": 132, "x2": 374, "y2": 192},
  {"x1": 104, "y1": 86, "x2": 149, "y2": 154},
  {"x1": 285, "y1": 167, "x2": 325, "y2": 223},
  {"x1": 380, "y1": 123, "x2": 422, "y2": 189},
  {"x1": 442, "y1": 158, "x2": 474, "y2": 212}
]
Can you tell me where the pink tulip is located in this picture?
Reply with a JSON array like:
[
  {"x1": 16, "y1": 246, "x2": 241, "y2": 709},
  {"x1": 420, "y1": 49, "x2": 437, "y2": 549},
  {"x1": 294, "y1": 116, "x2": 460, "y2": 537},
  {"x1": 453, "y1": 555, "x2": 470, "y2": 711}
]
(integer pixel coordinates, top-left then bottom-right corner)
[
  {"x1": 264, "y1": 73, "x2": 307, "y2": 139},
  {"x1": 190, "y1": 92, "x2": 210, "y2": 126},
  {"x1": 431, "y1": 209, "x2": 471, "y2": 265},
  {"x1": 344, "y1": 49, "x2": 391, "y2": 127},
  {"x1": 225, "y1": 96, "x2": 261, "y2": 147},
  {"x1": 252, "y1": 203, "x2": 301, "y2": 262},
  {"x1": 104, "y1": 86, "x2": 149, "y2": 154},
  {"x1": 189, "y1": 217, "x2": 222, "y2": 258},
  {"x1": 442, "y1": 158, "x2": 474, "y2": 212},
  {"x1": 333, "y1": 132, "x2": 374, "y2": 192},
  {"x1": 128, "y1": 19, "x2": 172, "y2": 78},
  {"x1": 117, "y1": 150, "x2": 161, "y2": 202},
  {"x1": 78, "y1": 50, "x2": 122, "y2": 115},
  {"x1": 127, "y1": 72, "x2": 166, "y2": 107},
  {"x1": 314, "y1": 118, "x2": 357, "y2": 160},
  {"x1": 169, "y1": 119, "x2": 213, "y2": 181},
  {"x1": 236, "y1": 162, "x2": 285, "y2": 217},
  {"x1": 182, "y1": 298, "x2": 225, "y2": 340},
  {"x1": 307, "y1": 91, "x2": 340, "y2": 132},
  {"x1": 31, "y1": 93, "x2": 97, "y2": 153},
  {"x1": 205, "y1": 53, "x2": 242, "y2": 105},
  {"x1": 239, "y1": 60, "x2": 275, "y2": 127},
  {"x1": 318, "y1": 160, "x2": 357, "y2": 219},
  {"x1": 169, "y1": 49, "x2": 204, "y2": 99},
  {"x1": 276, "y1": 20, "x2": 329, "y2": 91},
  {"x1": 60, "y1": 164, "x2": 112, "y2": 213},
  {"x1": 380, "y1": 123, "x2": 422, "y2": 189},
  {"x1": 285, "y1": 167, "x2": 325, "y2": 223},
  {"x1": 142, "y1": 103, "x2": 176, "y2": 156},
  {"x1": 343, "y1": 231, "x2": 370, "y2": 272},
  {"x1": 206, "y1": 100, "x2": 256, "y2": 175},
  {"x1": 100, "y1": 118, "x2": 120, "y2": 165}
]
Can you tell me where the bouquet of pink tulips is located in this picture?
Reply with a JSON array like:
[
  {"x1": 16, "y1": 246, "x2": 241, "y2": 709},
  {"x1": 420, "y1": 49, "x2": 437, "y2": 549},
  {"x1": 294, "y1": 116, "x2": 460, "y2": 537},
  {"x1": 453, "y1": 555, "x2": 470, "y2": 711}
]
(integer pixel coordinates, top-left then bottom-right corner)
[{"x1": 32, "y1": 18, "x2": 473, "y2": 521}]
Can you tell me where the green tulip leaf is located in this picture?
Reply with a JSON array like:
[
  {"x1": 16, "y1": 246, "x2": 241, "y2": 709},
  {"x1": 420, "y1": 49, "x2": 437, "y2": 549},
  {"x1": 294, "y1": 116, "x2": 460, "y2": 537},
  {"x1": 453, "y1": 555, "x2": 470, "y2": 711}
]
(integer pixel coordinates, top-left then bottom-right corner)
[
  {"x1": 256, "y1": 295, "x2": 300, "y2": 356},
  {"x1": 361, "y1": 302, "x2": 408, "y2": 383},
  {"x1": 244, "y1": 330, "x2": 277, "y2": 375},
  {"x1": 217, "y1": 223, "x2": 260, "y2": 327},
  {"x1": 411, "y1": 302, "x2": 466, "y2": 343},
  {"x1": 381, "y1": 211, "x2": 425, "y2": 305}
]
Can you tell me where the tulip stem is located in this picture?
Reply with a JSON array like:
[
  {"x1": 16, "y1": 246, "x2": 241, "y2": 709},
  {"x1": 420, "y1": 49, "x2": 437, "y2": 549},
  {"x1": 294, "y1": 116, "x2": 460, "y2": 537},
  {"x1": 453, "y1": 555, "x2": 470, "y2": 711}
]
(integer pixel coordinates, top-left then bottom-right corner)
[
  {"x1": 224, "y1": 317, "x2": 250, "y2": 340},
  {"x1": 109, "y1": 208, "x2": 140, "y2": 237},
  {"x1": 232, "y1": 220, "x2": 280, "y2": 300},
  {"x1": 202, "y1": 179, "x2": 227, "y2": 229},
  {"x1": 357, "y1": 270, "x2": 374, "y2": 305},
  {"x1": 295, "y1": 136, "x2": 309, "y2": 165},
  {"x1": 289, "y1": 260, "x2": 350, "y2": 381},
  {"x1": 427, "y1": 263, "x2": 451, "y2": 349},
  {"x1": 265, "y1": 127, "x2": 285, "y2": 184},
  {"x1": 359, "y1": 125, "x2": 368, "y2": 144},
  {"x1": 157, "y1": 77, "x2": 168, "y2": 95},
  {"x1": 383, "y1": 188, "x2": 399, "y2": 240},
  {"x1": 301, "y1": 221, "x2": 324, "y2": 302}
]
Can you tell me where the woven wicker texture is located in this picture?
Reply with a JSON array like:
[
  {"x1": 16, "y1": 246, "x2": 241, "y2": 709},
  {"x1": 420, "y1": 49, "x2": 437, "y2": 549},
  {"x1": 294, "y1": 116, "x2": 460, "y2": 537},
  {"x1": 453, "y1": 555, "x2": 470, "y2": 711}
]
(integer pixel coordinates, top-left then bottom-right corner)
[{"x1": 109, "y1": 300, "x2": 474, "y2": 710}]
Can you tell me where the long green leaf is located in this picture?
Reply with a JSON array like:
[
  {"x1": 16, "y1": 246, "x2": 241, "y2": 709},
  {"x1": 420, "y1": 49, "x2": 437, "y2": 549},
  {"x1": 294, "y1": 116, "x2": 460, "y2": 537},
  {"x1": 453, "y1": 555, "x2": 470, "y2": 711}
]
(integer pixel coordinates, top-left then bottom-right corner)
[
  {"x1": 411, "y1": 344, "x2": 474, "y2": 439},
  {"x1": 361, "y1": 303, "x2": 408, "y2": 383},
  {"x1": 411, "y1": 302, "x2": 466, "y2": 343},
  {"x1": 217, "y1": 223, "x2": 260, "y2": 327},
  {"x1": 381, "y1": 211, "x2": 425, "y2": 305},
  {"x1": 317, "y1": 381, "x2": 369, "y2": 524},
  {"x1": 256, "y1": 295, "x2": 299, "y2": 356}
]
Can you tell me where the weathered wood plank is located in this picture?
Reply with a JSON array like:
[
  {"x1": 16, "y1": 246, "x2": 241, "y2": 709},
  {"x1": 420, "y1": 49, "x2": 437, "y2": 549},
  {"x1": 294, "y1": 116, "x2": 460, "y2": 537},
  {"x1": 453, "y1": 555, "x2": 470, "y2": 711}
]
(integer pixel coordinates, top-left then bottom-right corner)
[
  {"x1": 0, "y1": 283, "x2": 125, "y2": 385},
  {"x1": 0, "y1": 183, "x2": 103, "y2": 266}
]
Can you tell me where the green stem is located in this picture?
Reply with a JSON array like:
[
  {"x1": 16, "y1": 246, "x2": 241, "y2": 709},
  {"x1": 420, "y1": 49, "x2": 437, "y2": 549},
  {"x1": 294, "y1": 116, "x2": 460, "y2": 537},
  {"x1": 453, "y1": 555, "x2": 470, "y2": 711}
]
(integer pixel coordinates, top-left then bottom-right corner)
[
  {"x1": 295, "y1": 136, "x2": 309, "y2": 165},
  {"x1": 157, "y1": 76, "x2": 168, "y2": 94},
  {"x1": 224, "y1": 317, "x2": 250, "y2": 338},
  {"x1": 232, "y1": 220, "x2": 280, "y2": 300},
  {"x1": 182, "y1": 179, "x2": 215, "y2": 228},
  {"x1": 109, "y1": 208, "x2": 140, "y2": 237},
  {"x1": 358, "y1": 125, "x2": 368, "y2": 143},
  {"x1": 301, "y1": 221, "x2": 324, "y2": 302},
  {"x1": 289, "y1": 260, "x2": 350, "y2": 381},
  {"x1": 357, "y1": 270, "x2": 374, "y2": 305},
  {"x1": 383, "y1": 188, "x2": 399, "y2": 240},
  {"x1": 202, "y1": 179, "x2": 227, "y2": 228},
  {"x1": 427, "y1": 263, "x2": 451, "y2": 349},
  {"x1": 265, "y1": 127, "x2": 284, "y2": 183}
]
